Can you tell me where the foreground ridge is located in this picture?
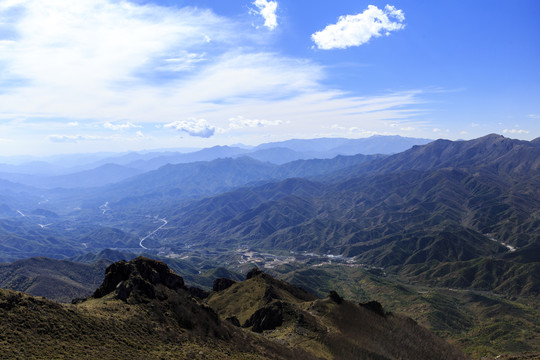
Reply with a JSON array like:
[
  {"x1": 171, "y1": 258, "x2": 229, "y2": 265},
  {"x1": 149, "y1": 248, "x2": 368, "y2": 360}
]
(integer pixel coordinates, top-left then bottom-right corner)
[{"x1": 1, "y1": 257, "x2": 468, "y2": 359}]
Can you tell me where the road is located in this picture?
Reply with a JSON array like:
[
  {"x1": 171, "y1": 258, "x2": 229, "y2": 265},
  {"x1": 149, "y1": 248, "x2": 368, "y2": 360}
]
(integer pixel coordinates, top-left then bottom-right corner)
[{"x1": 139, "y1": 218, "x2": 168, "y2": 250}]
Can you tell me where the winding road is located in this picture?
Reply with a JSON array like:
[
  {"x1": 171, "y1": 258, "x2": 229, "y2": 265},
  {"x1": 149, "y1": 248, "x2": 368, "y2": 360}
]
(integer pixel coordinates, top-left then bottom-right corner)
[{"x1": 139, "y1": 218, "x2": 168, "y2": 250}]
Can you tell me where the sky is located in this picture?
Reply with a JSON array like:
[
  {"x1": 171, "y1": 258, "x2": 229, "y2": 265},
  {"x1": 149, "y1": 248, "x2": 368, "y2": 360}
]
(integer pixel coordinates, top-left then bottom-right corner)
[{"x1": 0, "y1": 0, "x2": 538, "y2": 156}]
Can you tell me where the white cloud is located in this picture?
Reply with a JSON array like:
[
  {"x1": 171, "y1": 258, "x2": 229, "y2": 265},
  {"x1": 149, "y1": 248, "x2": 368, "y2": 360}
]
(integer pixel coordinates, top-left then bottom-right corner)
[
  {"x1": 47, "y1": 134, "x2": 103, "y2": 143},
  {"x1": 312, "y1": 5, "x2": 405, "y2": 50},
  {"x1": 228, "y1": 116, "x2": 283, "y2": 129},
  {"x1": 527, "y1": 114, "x2": 540, "y2": 119},
  {"x1": 164, "y1": 118, "x2": 216, "y2": 138},
  {"x1": 348, "y1": 128, "x2": 390, "y2": 136},
  {"x1": 433, "y1": 128, "x2": 442, "y2": 133},
  {"x1": 0, "y1": 1, "x2": 429, "y2": 154},
  {"x1": 330, "y1": 124, "x2": 347, "y2": 130},
  {"x1": 0, "y1": 0, "x2": 235, "y2": 118},
  {"x1": 104, "y1": 121, "x2": 140, "y2": 130},
  {"x1": 161, "y1": 51, "x2": 207, "y2": 72},
  {"x1": 503, "y1": 129, "x2": 530, "y2": 135},
  {"x1": 252, "y1": 0, "x2": 278, "y2": 30}
]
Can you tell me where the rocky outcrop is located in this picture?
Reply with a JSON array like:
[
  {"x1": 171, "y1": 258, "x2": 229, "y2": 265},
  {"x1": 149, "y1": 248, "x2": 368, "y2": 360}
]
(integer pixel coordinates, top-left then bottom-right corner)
[
  {"x1": 246, "y1": 267, "x2": 263, "y2": 279},
  {"x1": 93, "y1": 257, "x2": 185, "y2": 302},
  {"x1": 359, "y1": 300, "x2": 386, "y2": 317},
  {"x1": 187, "y1": 286, "x2": 210, "y2": 299},
  {"x1": 243, "y1": 302, "x2": 284, "y2": 332},
  {"x1": 212, "y1": 278, "x2": 236, "y2": 292},
  {"x1": 328, "y1": 290, "x2": 344, "y2": 304}
]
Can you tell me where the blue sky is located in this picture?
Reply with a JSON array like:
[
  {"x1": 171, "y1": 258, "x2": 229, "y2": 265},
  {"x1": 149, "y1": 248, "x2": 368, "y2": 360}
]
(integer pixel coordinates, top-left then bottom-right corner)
[{"x1": 0, "y1": 0, "x2": 538, "y2": 156}]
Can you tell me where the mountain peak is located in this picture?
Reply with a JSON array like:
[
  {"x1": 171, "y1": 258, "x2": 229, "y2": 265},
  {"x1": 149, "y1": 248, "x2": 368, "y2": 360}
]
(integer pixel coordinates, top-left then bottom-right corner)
[{"x1": 92, "y1": 256, "x2": 185, "y2": 302}]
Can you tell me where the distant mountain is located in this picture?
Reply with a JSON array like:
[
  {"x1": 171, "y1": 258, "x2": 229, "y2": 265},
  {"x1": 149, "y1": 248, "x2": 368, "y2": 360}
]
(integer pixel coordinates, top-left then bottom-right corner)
[
  {"x1": 125, "y1": 145, "x2": 251, "y2": 171},
  {"x1": 0, "y1": 218, "x2": 84, "y2": 262},
  {"x1": 350, "y1": 134, "x2": 540, "y2": 177},
  {"x1": 255, "y1": 135, "x2": 433, "y2": 156},
  {"x1": 120, "y1": 135, "x2": 432, "y2": 170},
  {"x1": 0, "y1": 136, "x2": 431, "y2": 190},
  {"x1": 74, "y1": 153, "x2": 381, "y2": 211},
  {"x1": 0, "y1": 257, "x2": 111, "y2": 302},
  {"x1": 0, "y1": 163, "x2": 144, "y2": 189},
  {"x1": 152, "y1": 135, "x2": 539, "y2": 266},
  {"x1": 398, "y1": 257, "x2": 540, "y2": 296}
]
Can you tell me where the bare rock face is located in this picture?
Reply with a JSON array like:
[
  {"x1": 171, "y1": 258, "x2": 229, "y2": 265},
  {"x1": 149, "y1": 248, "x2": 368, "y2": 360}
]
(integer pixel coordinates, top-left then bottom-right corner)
[
  {"x1": 359, "y1": 300, "x2": 386, "y2": 317},
  {"x1": 93, "y1": 257, "x2": 185, "y2": 302},
  {"x1": 212, "y1": 278, "x2": 236, "y2": 292},
  {"x1": 328, "y1": 290, "x2": 344, "y2": 304},
  {"x1": 243, "y1": 302, "x2": 284, "y2": 332},
  {"x1": 246, "y1": 267, "x2": 263, "y2": 279}
]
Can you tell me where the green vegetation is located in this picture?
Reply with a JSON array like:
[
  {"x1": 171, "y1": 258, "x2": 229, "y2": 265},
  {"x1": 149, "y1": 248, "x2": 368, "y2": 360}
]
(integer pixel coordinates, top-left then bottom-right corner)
[{"x1": 269, "y1": 262, "x2": 540, "y2": 358}]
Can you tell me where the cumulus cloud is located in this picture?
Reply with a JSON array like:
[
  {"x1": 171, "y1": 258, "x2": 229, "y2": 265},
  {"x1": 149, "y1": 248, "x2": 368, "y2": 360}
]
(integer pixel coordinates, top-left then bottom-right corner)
[
  {"x1": 228, "y1": 116, "x2": 283, "y2": 129},
  {"x1": 252, "y1": 0, "x2": 278, "y2": 30},
  {"x1": 104, "y1": 121, "x2": 140, "y2": 130},
  {"x1": 164, "y1": 118, "x2": 216, "y2": 138},
  {"x1": 312, "y1": 5, "x2": 405, "y2": 50},
  {"x1": 0, "y1": 1, "x2": 428, "y2": 154}
]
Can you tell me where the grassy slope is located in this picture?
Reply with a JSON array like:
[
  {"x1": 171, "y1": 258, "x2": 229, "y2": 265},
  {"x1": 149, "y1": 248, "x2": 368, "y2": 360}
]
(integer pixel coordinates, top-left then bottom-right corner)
[
  {"x1": 273, "y1": 263, "x2": 540, "y2": 359},
  {"x1": 0, "y1": 288, "x2": 316, "y2": 360},
  {"x1": 207, "y1": 271, "x2": 468, "y2": 360}
]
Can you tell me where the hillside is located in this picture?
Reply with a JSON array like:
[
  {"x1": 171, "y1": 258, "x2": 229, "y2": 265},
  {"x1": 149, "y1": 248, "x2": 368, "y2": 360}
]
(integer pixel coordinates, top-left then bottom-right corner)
[
  {"x1": 0, "y1": 257, "x2": 468, "y2": 360},
  {"x1": 154, "y1": 135, "x2": 539, "y2": 264},
  {"x1": 0, "y1": 257, "x2": 111, "y2": 302}
]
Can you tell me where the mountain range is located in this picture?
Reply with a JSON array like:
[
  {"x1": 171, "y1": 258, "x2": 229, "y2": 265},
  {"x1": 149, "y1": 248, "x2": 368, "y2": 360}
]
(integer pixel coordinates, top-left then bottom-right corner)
[{"x1": 0, "y1": 134, "x2": 538, "y2": 358}]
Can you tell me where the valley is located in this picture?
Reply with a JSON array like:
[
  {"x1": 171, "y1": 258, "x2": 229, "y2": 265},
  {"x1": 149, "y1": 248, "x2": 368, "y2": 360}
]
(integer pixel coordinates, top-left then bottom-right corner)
[{"x1": 0, "y1": 135, "x2": 539, "y2": 359}]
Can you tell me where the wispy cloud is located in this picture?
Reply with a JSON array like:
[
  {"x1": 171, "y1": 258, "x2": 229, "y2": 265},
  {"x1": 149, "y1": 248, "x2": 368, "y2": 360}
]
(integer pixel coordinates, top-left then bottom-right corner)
[
  {"x1": 312, "y1": 5, "x2": 405, "y2": 50},
  {"x1": 252, "y1": 0, "x2": 278, "y2": 30},
  {"x1": 228, "y1": 116, "x2": 283, "y2": 129},
  {"x1": 164, "y1": 119, "x2": 216, "y2": 138},
  {"x1": 503, "y1": 128, "x2": 530, "y2": 135},
  {"x1": 0, "y1": 0, "x2": 427, "y2": 155},
  {"x1": 47, "y1": 134, "x2": 104, "y2": 143},
  {"x1": 104, "y1": 122, "x2": 141, "y2": 131}
]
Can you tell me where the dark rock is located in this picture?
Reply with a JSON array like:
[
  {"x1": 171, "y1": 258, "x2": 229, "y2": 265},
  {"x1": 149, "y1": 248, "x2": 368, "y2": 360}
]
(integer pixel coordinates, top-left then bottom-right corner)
[
  {"x1": 188, "y1": 286, "x2": 210, "y2": 299},
  {"x1": 328, "y1": 290, "x2": 344, "y2": 304},
  {"x1": 212, "y1": 278, "x2": 236, "y2": 292},
  {"x1": 262, "y1": 285, "x2": 278, "y2": 304},
  {"x1": 93, "y1": 260, "x2": 132, "y2": 298},
  {"x1": 93, "y1": 257, "x2": 186, "y2": 302},
  {"x1": 359, "y1": 300, "x2": 386, "y2": 317},
  {"x1": 246, "y1": 268, "x2": 263, "y2": 280},
  {"x1": 244, "y1": 302, "x2": 284, "y2": 333},
  {"x1": 226, "y1": 316, "x2": 241, "y2": 327}
]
